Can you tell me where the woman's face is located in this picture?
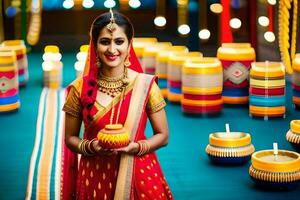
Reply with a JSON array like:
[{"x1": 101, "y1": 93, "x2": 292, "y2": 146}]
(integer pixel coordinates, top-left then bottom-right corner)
[{"x1": 96, "y1": 25, "x2": 130, "y2": 69}]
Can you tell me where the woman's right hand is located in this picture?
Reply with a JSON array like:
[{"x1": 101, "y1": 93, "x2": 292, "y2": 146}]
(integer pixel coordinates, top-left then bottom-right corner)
[{"x1": 91, "y1": 140, "x2": 118, "y2": 156}]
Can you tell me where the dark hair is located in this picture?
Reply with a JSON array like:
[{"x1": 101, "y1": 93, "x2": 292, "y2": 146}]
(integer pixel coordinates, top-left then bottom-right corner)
[{"x1": 91, "y1": 11, "x2": 134, "y2": 47}]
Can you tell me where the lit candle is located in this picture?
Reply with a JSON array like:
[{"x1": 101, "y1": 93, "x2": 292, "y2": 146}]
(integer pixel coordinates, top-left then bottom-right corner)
[
  {"x1": 273, "y1": 142, "x2": 278, "y2": 161},
  {"x1": 225, "y1": 123, "x2": 230, "y2": 134}
]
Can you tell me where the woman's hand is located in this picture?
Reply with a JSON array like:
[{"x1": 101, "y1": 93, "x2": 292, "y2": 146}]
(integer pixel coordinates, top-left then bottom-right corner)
[
  {"x1": 91, "y1": 140, "x2": 118, "y2": 156},
  {"x1": 115, "y1": 142, "x2": 139, "y2": 155}
]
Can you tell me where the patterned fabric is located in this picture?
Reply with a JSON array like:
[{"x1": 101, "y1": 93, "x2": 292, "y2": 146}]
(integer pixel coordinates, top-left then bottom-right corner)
[{"x1": 223, "y1": 62, "x2": 249, "y2": 85}]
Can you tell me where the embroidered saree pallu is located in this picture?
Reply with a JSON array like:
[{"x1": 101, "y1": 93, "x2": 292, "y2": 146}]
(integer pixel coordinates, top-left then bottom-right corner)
[
  {"x1": 205, "y1": 132, "x2": 255, "y2": 165},
  {"x1": 181, "y1": 57, "x2": 223, "y2": 114},
  {"x1": 167, "y1": 52, "x2": 202, "y2": 103},
  {"x1": 249, "y1": 62, "x2": 285, "y2": 118},
  {"x1": 156, "y1": 46, "x2": 188, "y2": 98},
  {"x1": 1, "y1": 40, "x2": 28, "y2": 86},
  {"x1": 249, "y1": 150, "x2": 300, "y2": 189},
  {"x1": 217, "y1": 43, "x2": 255, "y2": 104},
  {"x1": 292, "y1": 54, "x2": 300, "y2": 108},
  {"x1": 286, "y1": 120, "x2": 300, "y2": 152},
  {"x1": 141, "y1": 42, "x2": 172, "y2": 75},
  {"x1": 0, "y1": 50, "x2": 20, "y2": 112}
]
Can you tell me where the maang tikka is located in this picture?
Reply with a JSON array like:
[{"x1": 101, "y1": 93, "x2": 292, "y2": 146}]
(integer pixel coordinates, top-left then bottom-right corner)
[{"x1": 106, "y1": 8, "x2": 116, "y2": 33}]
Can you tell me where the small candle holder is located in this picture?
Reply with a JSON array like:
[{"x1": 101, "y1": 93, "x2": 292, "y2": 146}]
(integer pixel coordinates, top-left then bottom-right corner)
[
  {"x1": 249, "y1": 149, "x2": 300, "y2": 190},
  {"x1": 97, "y1": 124, "x2": 130, "y2": 149},
  {"x1": 286, "y1": 120, "x2": 300, "y2": 152},
  {"x1": 206, "y1": 124, "x2": 255, "y2": 165}
]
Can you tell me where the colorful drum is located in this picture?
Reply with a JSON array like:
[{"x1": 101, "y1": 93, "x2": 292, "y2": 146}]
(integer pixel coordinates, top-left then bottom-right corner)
[
  {"x1": 249, "y1": 62, "x2": 285, "y2": 119},
  {"x1": 133, "y1": 37, "x2": 158, "y2": 63},
  {"x1": 292, "y1": 54, "x2": 300, "y2": 108},
  {"x1": 74, "y1": 45, "x2": 89, "y2": 78},
  {"x1": 156, "y1": 46, "x2": 188, "y2": 97},
  {"x1": 1, "y1": 40, "x2": 28, "y2": 86},
  {"x1": 0, "y1": 50, "x2": 20, "y2": 112},
  {"x1": 42, "y1": 45, "x2": 63, "y2": 89},
  {"x1": 249, "y1": 150, "x2": 300, "y2": 189},
  {"x1": 217, "y1": 43, "x2": 255, "y2": 104},
  {"x1": 167, "y1": 52, "x2": 202, "y2": 103},
  {"x1": 141, "y1": 42, "x2": 172, "y2": 75},
  {"x1": 286, "y1": 120, "x2": 300, "y2": 152},
  {"x1": 206, "y1": 132, "x2": 255, "y2": 165},
  {"x1": 182, "y1": 57, "x2": 223, "y2": 114}
]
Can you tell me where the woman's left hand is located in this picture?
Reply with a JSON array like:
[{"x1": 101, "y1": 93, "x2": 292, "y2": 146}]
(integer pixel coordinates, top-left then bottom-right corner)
[{"x1": 115, "y1": 142, "x2": 139, "y2": 154}]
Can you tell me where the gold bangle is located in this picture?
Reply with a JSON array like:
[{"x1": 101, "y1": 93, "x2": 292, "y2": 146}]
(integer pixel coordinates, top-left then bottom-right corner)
[{"x1": 137, "y1": 140, "x2": 150, "y2": 156}]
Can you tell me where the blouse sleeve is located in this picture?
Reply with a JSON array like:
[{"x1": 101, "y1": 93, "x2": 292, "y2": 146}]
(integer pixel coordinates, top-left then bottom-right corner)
[
  {"x1": 146, "y1": 81, "x2": 166, "y2": 114},
  {"x1": 62, "y1": 78, "x2": 83, "y2": 118}
]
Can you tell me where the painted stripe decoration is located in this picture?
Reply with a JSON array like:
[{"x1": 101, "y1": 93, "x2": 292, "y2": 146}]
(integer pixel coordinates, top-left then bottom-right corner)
[
  {"x1": 249, "y1": 62, "x2": 285, "y2": 118},
  {"x1": 25, "y1": 88, "x2": 66, "y2": 200}
]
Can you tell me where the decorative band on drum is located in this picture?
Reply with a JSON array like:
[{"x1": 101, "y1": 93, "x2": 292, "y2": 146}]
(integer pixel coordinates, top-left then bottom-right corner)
[
  {"x1": 222, "y1": 88, "x2": 249, "y2": 97},
  {"x1": 222, "y1": 96, "x2": 248, "y2": 104},
  {"x1": 182, "y1": 86, "x2": 223, "y2": 95},
  {"x1": 157, "y1": 74, "x2": 167, "y2": 79},
  {"x1": 293, "y1": 89, "x2": 300, "y2": 98},
  {"x1": 167, "y1": 92, "x2": 182, "y2": 102},
  {"x1": 182, "y1": 104, "x2": 222, "y2": 113},
  {"x1": 223, "y1": 80, "x2": 249, "y2": 88},
  {"x1": 158, "y1": 79, "x2": 167, "y2": 88},
  {"x1": 168, "y1": 80, "x2": 181, "y2": 88},
  {"x1": 169, "y1": 87, "x2": 181, "y2": 94},
  {"x1": 19, "y1": 74, "x2": 26, "y2": 84},
  {"x1": 0, "y1": 94, "x2": 19, "y2": 105},
  {"x1": 0, "y1": 88, "x2": 18, "y2": 98},
  {"x1": 292, "y1": 83, "x2": 300, "y2": 91},
  {"x1": 182, "y1": 65, "x2": 222, "y2": 74},
  {"x1": 250, "y1": 79, "x2": 285, "y2": 88},
  {"x1": 249, "y1": 96, "x2": 285, "y2": 107},
  {"x1": 250, "y1": 87, "x2": 285, "y2": 96},
  {"x1": 0, "y1": 101, "x2": 20, "y2": 112},
  {"x1": 181, "y1": 98, "x2": 223, "y2": 106},
  {"x1": 182, "y1": 74, "x2": 223, "y2": 88},
  {"x1": 183, "y1": 93, "x2": 222, "y2": 101},
  {"x1": 249, "y1": 105, "x2": 285, "y2": 115},
  {"x1": 293, "y1": 96, "x2": 300, "y2": 105}
]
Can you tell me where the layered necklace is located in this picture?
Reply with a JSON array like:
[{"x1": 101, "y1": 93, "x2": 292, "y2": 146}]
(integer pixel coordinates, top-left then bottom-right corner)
[{"x1": 97, "y1": 67, "x2": 129, "y2": 98}]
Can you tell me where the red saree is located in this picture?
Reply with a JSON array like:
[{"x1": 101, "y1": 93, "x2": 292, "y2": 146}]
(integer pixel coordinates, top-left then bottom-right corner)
[{"x1": 61, "y1": 41, "x2": 173, "y2": 199}]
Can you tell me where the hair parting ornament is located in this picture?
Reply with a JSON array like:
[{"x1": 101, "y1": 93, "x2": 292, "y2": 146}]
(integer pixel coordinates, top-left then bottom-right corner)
[{"x1": 106, "y1": 8, "x2": 117, "y2": 33}]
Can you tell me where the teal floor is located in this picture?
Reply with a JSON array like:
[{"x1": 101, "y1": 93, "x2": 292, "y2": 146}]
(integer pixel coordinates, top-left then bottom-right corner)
[{"x1": 0, "y1": 53, "x2": 300, "y2": 199}]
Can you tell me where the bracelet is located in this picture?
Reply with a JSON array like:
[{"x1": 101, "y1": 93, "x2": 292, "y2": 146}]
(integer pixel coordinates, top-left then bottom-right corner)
[
  {"x1": 78, "y1": 139, "x2": 94, "y2": 156},
  {"x1": 87, "y1": 138, "x2": 98, "y2": 154},
  {"x1": 137, "y1": 140, "x2": 150, "y2": 156}
]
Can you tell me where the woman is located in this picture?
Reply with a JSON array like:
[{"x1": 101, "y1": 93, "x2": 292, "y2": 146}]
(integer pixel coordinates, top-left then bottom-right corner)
[{"x1": 62, "y1": 9, "x2": 173, "y2": 200}]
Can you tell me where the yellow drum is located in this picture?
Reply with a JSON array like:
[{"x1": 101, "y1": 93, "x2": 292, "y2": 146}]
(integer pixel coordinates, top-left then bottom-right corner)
[
  {"x1": 133, "y1": 37, "x2": 157, "y2": 63},
  {"x1": 156, "y1": 46, "x2": 188, "y2": 97},
  {"x1": 182, "y1": 57, "x2": 223, "y2": 114},
  {"x1": 249, "y1": 150, "x2": 300, "y2": 189},
  {"x1": 1, "y1": 40, "x2": 28, "y2": 86},
  {"x1": 141, "y1": 42, "x2": 172, "y2": 75},
  {"x1": 217, "y1": 43, "x2": 256, "y2": 104},
  {"x1": 0, "y1": 51, "x2": 20, "y2": 112},
  {"x1": 167, "y1": 51, "x2": 202, "y2": 103},
  {"x1": 97, "y1": 124, "x2": 130, "y2": 149}
]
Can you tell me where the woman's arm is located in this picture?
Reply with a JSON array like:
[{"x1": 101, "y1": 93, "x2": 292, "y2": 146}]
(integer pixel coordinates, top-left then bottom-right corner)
[{"x1": 64, "y1": 113, "x2": 83, "y2": 153}]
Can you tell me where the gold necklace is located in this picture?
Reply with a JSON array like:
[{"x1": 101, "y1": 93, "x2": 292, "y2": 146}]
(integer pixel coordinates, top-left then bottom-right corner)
[{"x1": 97, "y1": 68, "x2": 129, "y2": 98}]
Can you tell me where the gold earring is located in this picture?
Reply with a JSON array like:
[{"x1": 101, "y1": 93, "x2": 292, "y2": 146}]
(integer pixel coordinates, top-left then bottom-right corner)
[
  {"x1": 124, "y1": 56, "x2": 131, "y2": 67},
  {"x1": 96, "y1": 56, "x2": 101, "y2": 67}
]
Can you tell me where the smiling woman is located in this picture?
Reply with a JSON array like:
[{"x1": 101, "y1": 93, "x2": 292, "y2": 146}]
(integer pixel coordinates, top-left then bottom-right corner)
[{"x1": 61, "y1": 9, "x2": 173, "y2": 200}]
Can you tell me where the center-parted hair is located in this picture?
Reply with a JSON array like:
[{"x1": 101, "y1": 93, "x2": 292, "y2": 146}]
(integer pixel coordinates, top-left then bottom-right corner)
[{"x1": 90, "y1": 11, "x2": 134, "y2": 47}]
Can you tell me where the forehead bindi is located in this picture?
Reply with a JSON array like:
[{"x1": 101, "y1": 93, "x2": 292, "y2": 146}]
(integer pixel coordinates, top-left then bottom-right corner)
[{"x1": 98, "y1": 25, "x2": 127, "y2": 40}]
